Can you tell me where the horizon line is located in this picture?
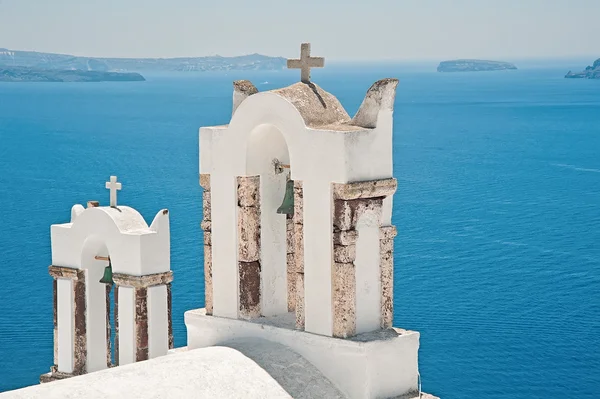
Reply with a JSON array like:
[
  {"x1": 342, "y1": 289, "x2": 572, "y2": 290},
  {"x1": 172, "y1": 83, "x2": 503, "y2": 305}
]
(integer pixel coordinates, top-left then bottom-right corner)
[{"x1": 1, "y1": 46, "x2": 597, "y2": 64}]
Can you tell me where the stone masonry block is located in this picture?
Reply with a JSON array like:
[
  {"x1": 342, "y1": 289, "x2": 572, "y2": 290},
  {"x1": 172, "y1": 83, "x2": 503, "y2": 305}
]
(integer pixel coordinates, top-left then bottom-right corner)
[
  {"x1": 204, "y1": 245, "x2": 213, "y2": 315},
  {"x1": 332, "y1": 262, "x2": 356, "y2": 338},
  {"x1": 237, "y1": 176, "x2": 260, "y2": 207},
  {"x1": 73, "y1": 271, "x2": 87, "y2": 375},
  {"x1": 286, "y1": 220, "x2": 294, "y2": 254},
  {"x1": 333, "y1": 230, "x2": 358, "y2": 246},
  {"x1": 380, "y1": 238, "x2": 394, "y2": 254},
  {"x1": 332, "y1": 178, "x2": 397, "y2": 200},
  {"x1": 112, "y1": 271, "x2": 173, "y2": 289},
  {"x1": 238, "y1": 206, "x2": 260, "y2": 262},
  {"x1": 201, "y1": 220, "x2": 212, "y2": 232},
  {"x1": 333, "y1": 198, "x2": 383, "y2": 231},
  {"x1": 239, "y1": 261, "x2": 261, "y2": 319},
  {"x1": 199, "y1": 173, "x2": 211, "y2": 190},
  {"x1": 293, "y1": 181, "x2": 303, "y2": 225},
  {"x1": 295, "y1": 273, "x2": 305, "y2": 330},
  {"x1": 293, "y1": 223, "x2": 304, "y2": 273},
  {"x1": 202, "y1": 191, "x2": 211, "y2": 222},
  {"x1": 380, "y1": 225, "x2": 397, "y2": 240},
  {"x1": 334, "y1": 244, "x2": 356, "y2": 263},
  {"x1": 287, "y1": 268, "x2": 296, "y2": 312},
  {"x1": 380, "y1": 250, "x2": 394, "y2": 328}
]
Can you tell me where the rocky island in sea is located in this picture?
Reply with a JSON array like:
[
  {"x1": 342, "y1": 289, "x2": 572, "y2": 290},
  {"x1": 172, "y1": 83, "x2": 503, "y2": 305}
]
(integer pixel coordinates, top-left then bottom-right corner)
[
  {"x1": 437, "y1": 59, "x2": 517, "y2": 72},
  {"x1": 565, "y1": 58, "x2": 600, "y2": 79},
  {"x1": 0, "y1": 66, "x2": 145, "y2": 82}
]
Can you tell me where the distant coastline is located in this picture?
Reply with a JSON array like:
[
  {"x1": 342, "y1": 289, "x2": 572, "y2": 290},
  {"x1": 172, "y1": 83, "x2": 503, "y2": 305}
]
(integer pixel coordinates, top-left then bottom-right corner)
[
  {"x1": 0, "y1": 48, "x2": 287, "y2": 73},
  {"x1": 0, "y1": 66, "x2": 145, "y2": 82},
  {"x1": 437, "y1": 59, "x2": 517, "y2": 72},
  {"x1": 565, "y1": 58, "x2": 600, "y2": 79}
]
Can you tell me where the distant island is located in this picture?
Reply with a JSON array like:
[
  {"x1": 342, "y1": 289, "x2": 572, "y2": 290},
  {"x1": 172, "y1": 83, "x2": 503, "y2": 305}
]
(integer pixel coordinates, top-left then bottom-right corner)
[
  {"x1": 437, "y1": 59, "x2": 517, "y2": 72},
  {"x1": 565, "y1": 58, "x2": 600, "y2": 79},
  {"x1": 0, "y1": 66, "x2": 145, "y2": 82},
  {"x1": 0, "y1": 48, "x2": 287, "y2": 73}
]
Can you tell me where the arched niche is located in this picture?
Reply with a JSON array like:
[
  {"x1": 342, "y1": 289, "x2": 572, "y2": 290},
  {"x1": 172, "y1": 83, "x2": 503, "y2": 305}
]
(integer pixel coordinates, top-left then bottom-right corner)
[{"x1": 245, "y1": 123, "x2": 291, "y2": 317}]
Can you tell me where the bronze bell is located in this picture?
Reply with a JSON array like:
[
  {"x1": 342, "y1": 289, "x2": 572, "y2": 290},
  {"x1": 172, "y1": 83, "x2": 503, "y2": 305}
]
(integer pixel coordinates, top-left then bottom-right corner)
[
  {"x1": 277, "y1": 180, "x2": 295, "y2": 216},
  {"x1": 99, "y1": 261, "x2": 113, "y2": 285}
]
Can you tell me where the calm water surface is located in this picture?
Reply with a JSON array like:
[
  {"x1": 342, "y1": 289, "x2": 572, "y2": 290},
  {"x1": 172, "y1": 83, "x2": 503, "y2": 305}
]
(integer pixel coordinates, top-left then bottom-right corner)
[{"x1": 0, "y1": 64, "x2": 599, "y2": 397}]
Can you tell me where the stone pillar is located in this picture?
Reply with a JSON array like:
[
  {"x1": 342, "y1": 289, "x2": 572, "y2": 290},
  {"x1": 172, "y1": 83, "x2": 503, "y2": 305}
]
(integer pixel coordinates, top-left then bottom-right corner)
[
  {"x1": 200, "y1": 174, "x2": 213, "y2": 315},
  {"x1": 379, "y1": 226, "x2": 397, "y2": 329},
  {"x1": 331, "y1": 178, "x2": 397, "y2": 339},
  {"x1": 113, "y1": 286, "x2": 119, "y2": 366},
  {"x1": 105, "y1": 285, "x2": 112, "y2": 368},
  {"x1": 42, "y1": 266, "x2": 87, "y2": 382},
  {"x1": 135, "y1": 287, "x2": 149, "y2": 362},
  {"x1": 112, "y1": 272, "x2": 173, "y2": 364},
  {"x1": 237, "y1": 176, "x2": 261, "y2": 319},
  {"x1": 293, "y1": 181, "x2": 305, "y2": 330},
  {"x1": 167, "y1": 283, "x2": 174, "y2": 349},
  {"x1": 52, "y1": 279, "x2": 58, "y2": 368},
  {"x1": 286, "y1": 213, "x2": 296, "y2": 312}
]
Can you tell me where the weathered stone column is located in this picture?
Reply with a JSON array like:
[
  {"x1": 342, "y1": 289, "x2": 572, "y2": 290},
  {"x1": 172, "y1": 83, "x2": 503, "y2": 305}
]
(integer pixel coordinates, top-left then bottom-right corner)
[
  {"x1": 286, "y1": 213, "x2": 296, "y2": 312},
  {"x1": 105, "y1": 284, "x2": 112, "y2": 368},
  {"x1": 237, "y1": 176, "x2": 261, "y2": 319},
  {"x1": 52, "y1": 279, "x2": 58, "y2": 368},
  {"x1": 331, "y1": 178, "x2": 397, "y2": 338},
  {"x1": 112, "y1": 271, "x2": 173, "y2": 364},
  {"x1": 167, "y1": 283, "x2": 174, "y2": 349},
  {"x1": 200, "y1": 174, "x2": 213, "y2": 315},
  {"x1": 42, "y1": 266, "x2": 87, "y2": 381},
  {"x1": 379, "y1": 226, "x2": 397, "y2": 328},
  {"x1": 293, "y1": 181, "x2": 305, "y2": 330},
  {"x1": 135, "y1": 287, "x2": 149, "y2": 361},
  {"x1": 113, "y1": 286, "x2": 119, "y2": 366}
]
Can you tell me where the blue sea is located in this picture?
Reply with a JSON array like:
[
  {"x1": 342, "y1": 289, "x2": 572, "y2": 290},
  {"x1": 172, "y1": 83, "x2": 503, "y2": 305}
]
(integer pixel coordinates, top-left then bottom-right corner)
[{"x1": 0, "y1": 62, "x2": 599, "y2": 398}]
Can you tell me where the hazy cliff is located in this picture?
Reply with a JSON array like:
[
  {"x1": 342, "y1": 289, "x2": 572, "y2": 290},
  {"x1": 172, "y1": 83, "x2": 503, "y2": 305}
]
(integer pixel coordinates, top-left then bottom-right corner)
[
  {"x1": 565, "y1": 58, "x2": 600, "y2": 79},
  {"x1": 438, "y1": 59, "x2": 517, "y2": 72},
  {"x1": 0, "y1": 49, "x2": 287, "y2": 72}
]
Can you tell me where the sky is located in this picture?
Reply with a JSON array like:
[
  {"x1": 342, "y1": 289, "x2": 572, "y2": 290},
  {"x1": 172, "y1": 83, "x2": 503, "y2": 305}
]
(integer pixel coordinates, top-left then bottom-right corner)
[{"x1": 0, "y1": 0, "x2": 598, "y2": 60}]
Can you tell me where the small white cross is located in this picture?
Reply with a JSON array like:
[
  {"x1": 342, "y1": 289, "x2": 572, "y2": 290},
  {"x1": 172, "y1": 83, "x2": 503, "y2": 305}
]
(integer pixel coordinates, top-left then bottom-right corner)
[
  {"x1": 105, "y1": 176, "x2": 122, "y2": 208},
  {"x1": 287, "y1": 43, "x2": 324, "y2": 83}
]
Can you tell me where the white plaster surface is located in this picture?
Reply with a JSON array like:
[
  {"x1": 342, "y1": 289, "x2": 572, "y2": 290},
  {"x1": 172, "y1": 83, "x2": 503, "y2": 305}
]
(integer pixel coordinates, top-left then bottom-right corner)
[
  {"x1": 225, "y1": 338, "x2": 345, "y2": 399},
  {"x1": 51, "y1": 206, "x2": 169, "y2": 277},
  {"x1": 5, "y1": 347, "x2": 291, "y2": 399},
  {"x1": 210, "y1": 175, "x2": 239, "y2": 318},
  {"x1": 57, "y1": 278, "x2": 73, "y2": 373},
  {"x1": 355, "y1": 212, "x2": 382, "y2": 334},
  {"x1": 148, "y1": 285, "x2": 168, "y2": 358},
  {"x1": 185, "y1": 309, "x2": 420, "y2": 399},
  {"x1": 81, "y1": 240, "x2": 110, "y2": 373},
  {"x1": 199, "y1": 81, "x2": 397, "y2": 336},
  {"x1": 118, "y1": 286, "x2": 135, "y2": 366},
  {"x1": 303, "y1": 179, "x2": 333, "y2": 335}
]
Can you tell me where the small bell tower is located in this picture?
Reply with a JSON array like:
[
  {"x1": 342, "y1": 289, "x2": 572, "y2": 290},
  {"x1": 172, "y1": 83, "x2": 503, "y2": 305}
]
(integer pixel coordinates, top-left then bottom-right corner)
[{"x1": 41, "y1": 177, "x2": 173, "y2": 383}]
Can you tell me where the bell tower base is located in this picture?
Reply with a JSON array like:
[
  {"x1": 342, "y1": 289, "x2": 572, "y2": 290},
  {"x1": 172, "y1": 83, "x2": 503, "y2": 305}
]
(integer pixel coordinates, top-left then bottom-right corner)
[{"x1": 184, "y1": 308, "x2": 425, "y2": 399}]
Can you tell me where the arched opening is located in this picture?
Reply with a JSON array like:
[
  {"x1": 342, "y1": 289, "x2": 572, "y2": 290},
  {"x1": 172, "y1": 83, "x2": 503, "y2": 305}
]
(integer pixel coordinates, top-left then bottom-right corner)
[
  {"x1": 246, "y1": 123, "x2": 291, "y2": 317},
  {"x1": 80, "y1": 236, "x2": 115, "y2": 372}
]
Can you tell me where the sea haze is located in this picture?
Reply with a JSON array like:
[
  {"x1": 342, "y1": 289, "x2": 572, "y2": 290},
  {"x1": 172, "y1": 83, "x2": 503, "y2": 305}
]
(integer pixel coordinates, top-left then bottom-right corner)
[{"x1": 0, "y1": 64, "x2": 599, "y2": 398}]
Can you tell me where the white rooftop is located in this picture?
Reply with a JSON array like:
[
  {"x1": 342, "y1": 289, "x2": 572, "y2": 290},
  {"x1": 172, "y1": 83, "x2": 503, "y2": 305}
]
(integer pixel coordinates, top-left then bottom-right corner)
[{"x1": 3, "y1": 347, "x2": 292, "y2": 399}]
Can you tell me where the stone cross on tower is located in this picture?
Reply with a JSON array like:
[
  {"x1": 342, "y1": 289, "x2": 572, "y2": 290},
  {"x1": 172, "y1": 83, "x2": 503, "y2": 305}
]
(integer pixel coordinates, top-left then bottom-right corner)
[
  {"x1": 105, "y1": 176, "x2": 122, "y2": 207},
  {"x1": 287, "y1": 43, "x2": 324, "y2": 83}
]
